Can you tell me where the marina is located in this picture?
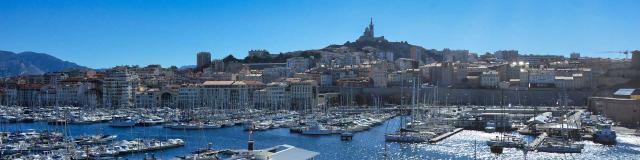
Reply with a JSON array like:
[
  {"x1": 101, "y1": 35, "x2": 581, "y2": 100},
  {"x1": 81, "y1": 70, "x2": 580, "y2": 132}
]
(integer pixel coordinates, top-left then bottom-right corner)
[
  {"x1": 1, "y1": 105, "x2": 639, "y2": 159},
  {"x1": 0, "y1": 74, "x2": 635, "y2": 159}
]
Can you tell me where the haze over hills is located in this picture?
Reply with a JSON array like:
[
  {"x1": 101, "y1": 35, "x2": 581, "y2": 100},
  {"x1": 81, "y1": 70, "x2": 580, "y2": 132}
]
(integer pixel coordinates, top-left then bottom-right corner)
[
  {"x1": 0, "y1": 50, "x2": 86, "y2": 77},
  {"x1": 242, "y1": 19, "x2": 435, "y2": 64}
]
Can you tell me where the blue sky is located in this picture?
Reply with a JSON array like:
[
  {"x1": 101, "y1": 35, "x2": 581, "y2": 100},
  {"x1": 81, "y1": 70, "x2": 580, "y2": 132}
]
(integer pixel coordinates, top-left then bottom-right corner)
[{"x1": 1, "y1": 0, "x2": 638, "y2": 68}]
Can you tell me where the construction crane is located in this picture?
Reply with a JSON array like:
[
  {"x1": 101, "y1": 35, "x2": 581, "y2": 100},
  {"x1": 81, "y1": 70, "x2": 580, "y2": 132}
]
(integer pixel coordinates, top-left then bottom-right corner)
[{"x1": 601, "y1": 50, "x2": 630, "y2": 60}]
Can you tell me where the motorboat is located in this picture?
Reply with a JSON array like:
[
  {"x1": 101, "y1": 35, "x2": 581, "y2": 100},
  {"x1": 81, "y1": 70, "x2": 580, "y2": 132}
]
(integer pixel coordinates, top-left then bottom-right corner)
[
  {"x1": 221, "y1": 120, "x2": 236, "y2": 127},
  {"x1": 593, "y1": 123, "x2": 616, "y2": 144},
  {"x1": 485, "y1": 121, "x2": 496, "y2": 133},
  {"x1": 109, "y1": 117, "x2": 138, "y2": 127},
  {"x1": 47, "y1": 118, "x2": 68, "y2": 125},
  {"x1": 341, "y1": 131, "x2": 354, "y2": 141},
  {"x1": 71, "y1": 115, "x2": 102, "y2": 124},
  {"x1": 75, "y1": 134, "x2": 118, "y2": 145},
  {"x1": 244, "y1": 122, "x2": 271, "y2": 131},
  {"x1": 0, "y1": 115, "x2": 18, "y2": 123},
  {"x1": 301, "y1": 121, "x2": 332, "y2": 135},
  {"x1": 167, "y1": 122, "x2": 221, "y2": 130},
  {"x1": 139, "y1": 116, "x2": 166, "y2": 126}
]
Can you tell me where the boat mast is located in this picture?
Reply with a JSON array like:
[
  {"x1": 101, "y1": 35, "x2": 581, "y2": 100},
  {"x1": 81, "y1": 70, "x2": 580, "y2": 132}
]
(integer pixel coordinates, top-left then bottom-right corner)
[
  {"x1": 400, "y1": 77, "x2": 404, "y2": 130},
  {"x1": 411, "y1": 78, "x2": 416, "y2": 121},
  {"x1": 501, "y1": 89, "x2": 505, "y2": 137},
  {"x1": 473, "y1": 140, "x2": 477, "y2": 159}
]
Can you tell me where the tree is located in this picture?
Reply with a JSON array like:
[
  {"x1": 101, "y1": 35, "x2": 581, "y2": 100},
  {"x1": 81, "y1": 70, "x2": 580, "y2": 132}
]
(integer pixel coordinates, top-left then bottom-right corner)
[
  {"x1": 223, "y1": 54, "x2": 240, "y2": 63},
  {"x1": 274, "y1": 53, "x2": 287, "y2": 62}
]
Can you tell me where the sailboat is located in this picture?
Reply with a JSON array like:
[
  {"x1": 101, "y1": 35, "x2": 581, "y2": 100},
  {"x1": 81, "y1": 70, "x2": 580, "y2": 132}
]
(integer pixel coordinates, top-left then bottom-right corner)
[
  {"x1": 537, "y1": 137, "x2": 584, "y2": 153},
  {"x1": 167, "y1": 104, "x2": 221, "y2": 130},
  {"x1": 300, "y1": 92, "x2": 333, "y2": 135},
  {"x1": 537, "y1": 90, "x2": 584, "y2": 153},
  {"x1": 486, "y1": 90, "x2": 526, "y2": 154},
  {"x1": 385, "y1": 79, "x2": 434, "y2": 143},
  {"x1": 537, "y1": 120, "x2": 584, "y2": 153},
  {"x1": 301, "y1": 120, "x2": 332, "y2": 135}
]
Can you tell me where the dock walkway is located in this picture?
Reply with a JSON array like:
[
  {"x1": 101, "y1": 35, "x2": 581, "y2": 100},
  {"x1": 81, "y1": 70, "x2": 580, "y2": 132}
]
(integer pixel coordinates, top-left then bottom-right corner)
[
  {"x1": 429, "y1": 128, "x2": 464, "y2": 143},
  {"x1": 527, "y1": 132, "x2": 548, "y2": 150}
]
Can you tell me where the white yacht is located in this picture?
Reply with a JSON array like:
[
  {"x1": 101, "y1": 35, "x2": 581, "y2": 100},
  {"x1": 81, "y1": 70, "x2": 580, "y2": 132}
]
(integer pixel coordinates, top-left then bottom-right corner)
[
  {"x1": 301, "y1": 121, "x2": 332, "y2": 135},
  {"x1": 75, "y1": 134, "x2": 118, "y2": 145},
  {"x1": 139, "y1": 116, "x2": 166, "y2": 126},
  {"x1": 109, "y1": 117, "x2": 138, "y2": 127},
  {"x1": 167, "y1": 122, "x2": 221, "y2": 130}
]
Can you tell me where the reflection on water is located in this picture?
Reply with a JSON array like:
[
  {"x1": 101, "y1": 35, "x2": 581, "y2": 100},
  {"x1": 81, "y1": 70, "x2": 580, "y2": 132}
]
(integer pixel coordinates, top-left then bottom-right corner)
[
  {"x1": 2, "y1": 117, "x2": 639, "y2": 159},
  {"x1": 383, "y1": 122, "x2": 640, "y2": 160}
]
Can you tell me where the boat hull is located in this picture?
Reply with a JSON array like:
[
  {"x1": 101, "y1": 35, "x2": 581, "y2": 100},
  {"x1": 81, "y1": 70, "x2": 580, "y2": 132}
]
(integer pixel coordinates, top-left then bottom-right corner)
[
  {"x1": 537, "y1": 145, "x2": 584, "y2": 153},
  {"x1": 490, "y1": 145, "x2": 503, "y2": 154},
  {"x1": 384, "y1": 134, "x2": 430, "y2": 143},
  {"x1": 302, "y1": 130, "x2": 333, "y2": 135},
  {"x1": 593, "y1": 133, "x2": 617, "y2": 144}
]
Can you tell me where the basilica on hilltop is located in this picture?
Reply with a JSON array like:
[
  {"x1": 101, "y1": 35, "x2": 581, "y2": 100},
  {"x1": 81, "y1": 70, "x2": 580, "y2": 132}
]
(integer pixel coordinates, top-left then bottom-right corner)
[{"x1": 356, "y1": 18, "x2": 388, "y2": 43}]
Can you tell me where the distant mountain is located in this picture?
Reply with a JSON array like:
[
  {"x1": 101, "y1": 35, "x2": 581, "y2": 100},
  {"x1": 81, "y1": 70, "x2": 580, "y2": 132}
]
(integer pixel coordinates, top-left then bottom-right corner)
[
  {"x1": 179, "y1": 65, "x2": 196, "y2": 70},
  {"x1": 0, "y1": 50, "x2": 86, "y2": 77}
]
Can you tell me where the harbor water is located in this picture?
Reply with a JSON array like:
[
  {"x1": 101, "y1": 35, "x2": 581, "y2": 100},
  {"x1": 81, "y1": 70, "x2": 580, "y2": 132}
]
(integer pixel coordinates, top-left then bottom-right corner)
[{"x1": 2, "y1": 117, "x2": 640, "y2": 159}]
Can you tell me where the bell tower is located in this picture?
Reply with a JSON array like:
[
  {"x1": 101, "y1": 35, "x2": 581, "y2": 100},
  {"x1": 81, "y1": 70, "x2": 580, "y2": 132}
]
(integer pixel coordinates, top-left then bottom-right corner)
[{"x1": 368, "y1": 17, "x2": 374, "y2": 37}]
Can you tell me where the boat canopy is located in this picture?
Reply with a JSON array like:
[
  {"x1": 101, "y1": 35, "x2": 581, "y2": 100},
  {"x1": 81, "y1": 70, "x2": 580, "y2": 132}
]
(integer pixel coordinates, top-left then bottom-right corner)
[
  {"x1": 270, "y1": 144, "x2": 319, "y2": 160},
  {"x1": 527, "y1": 112, "x2": 553, "y2": 124}
]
